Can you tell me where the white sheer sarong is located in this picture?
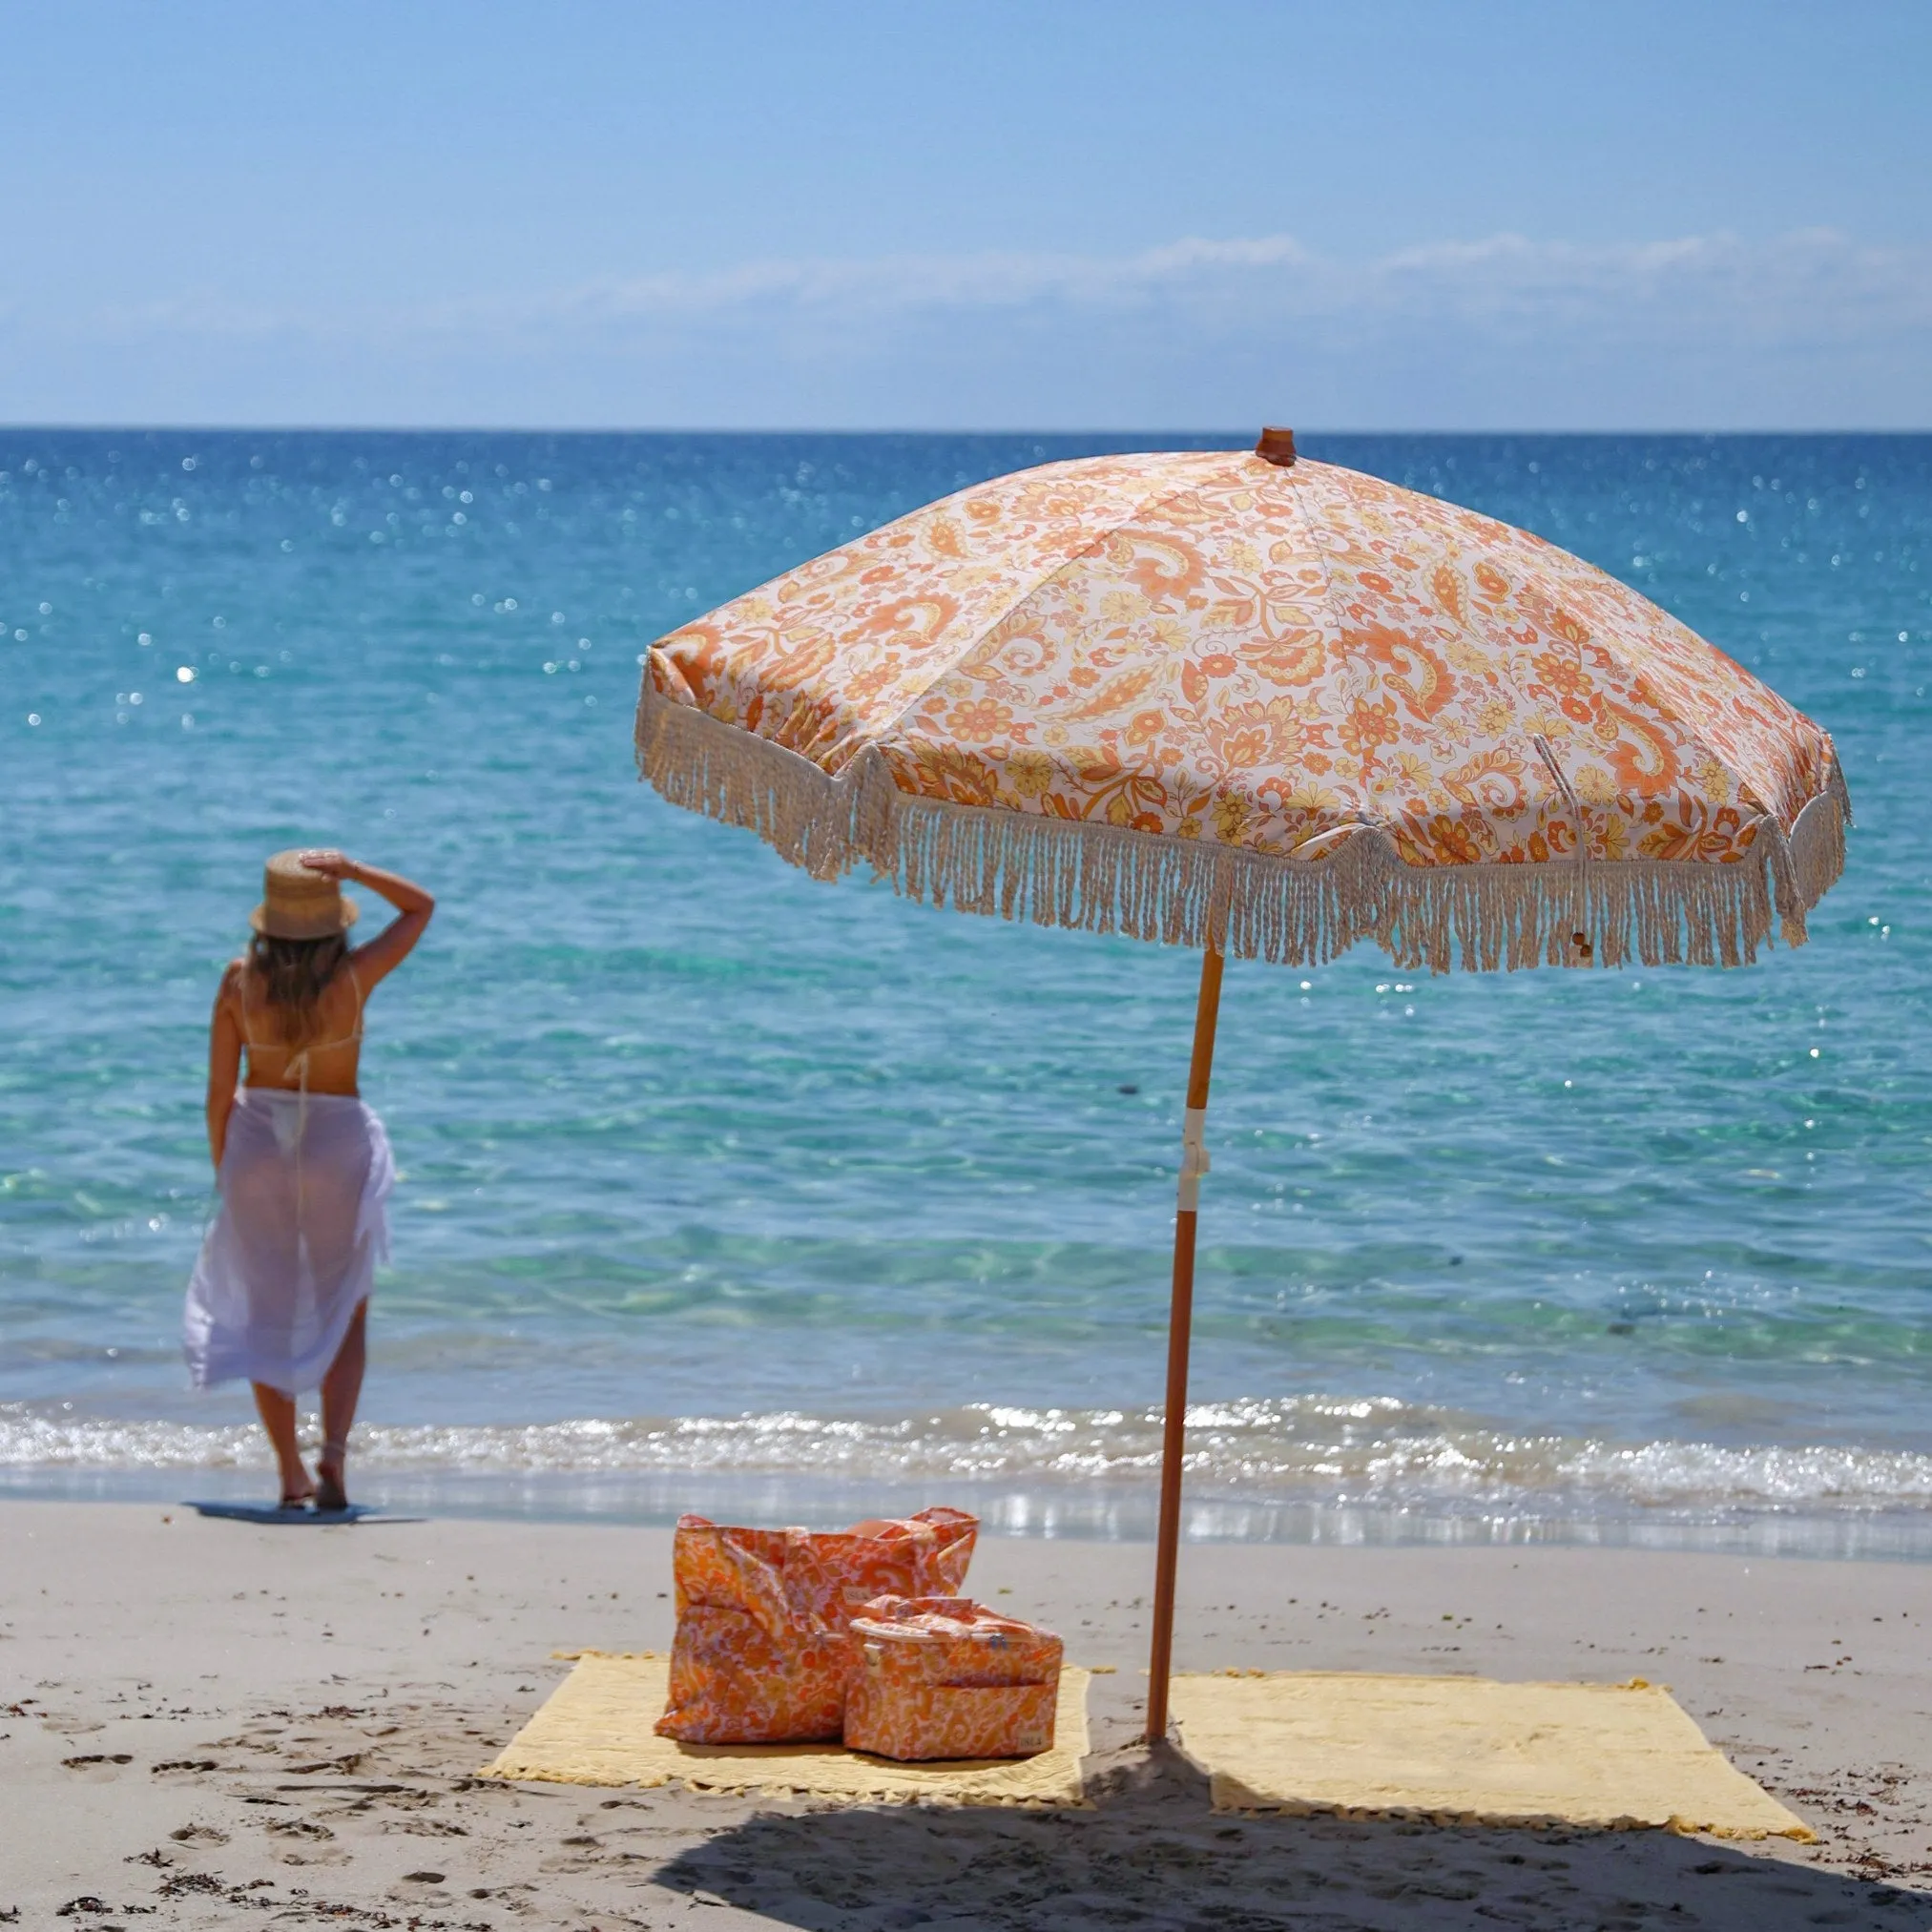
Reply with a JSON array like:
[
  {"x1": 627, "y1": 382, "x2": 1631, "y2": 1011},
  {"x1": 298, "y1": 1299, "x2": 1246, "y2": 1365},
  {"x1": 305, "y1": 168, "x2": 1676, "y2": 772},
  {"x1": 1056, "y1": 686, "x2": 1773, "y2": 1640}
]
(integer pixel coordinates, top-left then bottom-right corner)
[{"x1": 184, "y1": 1090, "x2": 393, "y2": 1394}]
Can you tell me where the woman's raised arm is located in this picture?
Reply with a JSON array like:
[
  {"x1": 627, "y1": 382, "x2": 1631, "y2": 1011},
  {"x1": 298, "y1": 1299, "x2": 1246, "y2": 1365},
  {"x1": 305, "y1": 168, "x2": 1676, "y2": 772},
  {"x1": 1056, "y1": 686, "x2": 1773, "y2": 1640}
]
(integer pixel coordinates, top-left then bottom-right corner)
[{"x1": 301, "y1": 850, "x2": 435, "y2": 991}]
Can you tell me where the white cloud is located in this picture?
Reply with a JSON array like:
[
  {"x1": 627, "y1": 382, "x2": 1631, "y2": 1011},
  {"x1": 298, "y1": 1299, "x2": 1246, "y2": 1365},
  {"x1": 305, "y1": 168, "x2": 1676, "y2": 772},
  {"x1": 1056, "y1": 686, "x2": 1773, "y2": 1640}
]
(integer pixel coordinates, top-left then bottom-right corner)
[
  {"x1": 6, "y1": 229, "x2": 1929, "y2": 426},
  {"x1": 420, "y1": 227, "x2": 1932, "y2": 341},
  {"x1": 294, "y1": 226, "x2": 1925, "y2": 343}
]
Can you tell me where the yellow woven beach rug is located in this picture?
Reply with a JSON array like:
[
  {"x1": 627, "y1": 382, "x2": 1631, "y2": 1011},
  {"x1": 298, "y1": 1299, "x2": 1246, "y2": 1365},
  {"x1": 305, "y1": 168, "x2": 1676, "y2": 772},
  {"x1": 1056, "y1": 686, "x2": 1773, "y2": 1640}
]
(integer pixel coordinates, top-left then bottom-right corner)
[
  {"x1": 479, "y1": 1652, "x2": 1091, "y2": 1805},
  {"x1": 1171, "y1": 1672, "x2": 1812, "y2": 1839}
]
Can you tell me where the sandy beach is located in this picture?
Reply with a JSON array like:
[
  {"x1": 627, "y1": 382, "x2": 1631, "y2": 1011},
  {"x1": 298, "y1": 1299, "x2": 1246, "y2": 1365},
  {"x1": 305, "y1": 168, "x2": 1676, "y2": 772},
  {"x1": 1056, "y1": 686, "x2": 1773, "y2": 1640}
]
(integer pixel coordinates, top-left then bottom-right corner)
[{"x1": 3, "y1": 1503, "x2": 1928, "y2": 1929}]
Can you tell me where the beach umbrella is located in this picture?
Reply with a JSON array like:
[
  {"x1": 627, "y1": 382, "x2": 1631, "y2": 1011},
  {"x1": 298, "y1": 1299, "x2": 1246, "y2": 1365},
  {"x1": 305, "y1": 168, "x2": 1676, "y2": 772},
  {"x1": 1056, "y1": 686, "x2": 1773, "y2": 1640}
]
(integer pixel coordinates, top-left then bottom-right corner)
[{"x1": 634, "y1": 430, "x2": 1850, "y2": 1744}]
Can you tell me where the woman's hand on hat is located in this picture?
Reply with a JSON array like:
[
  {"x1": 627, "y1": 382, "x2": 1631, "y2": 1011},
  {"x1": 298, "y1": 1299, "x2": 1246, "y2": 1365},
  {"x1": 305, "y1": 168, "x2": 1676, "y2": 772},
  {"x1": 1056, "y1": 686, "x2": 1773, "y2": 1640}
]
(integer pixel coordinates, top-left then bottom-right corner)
[{"x1": 299, "y1": 848, "x2": 354, "y2": 880}]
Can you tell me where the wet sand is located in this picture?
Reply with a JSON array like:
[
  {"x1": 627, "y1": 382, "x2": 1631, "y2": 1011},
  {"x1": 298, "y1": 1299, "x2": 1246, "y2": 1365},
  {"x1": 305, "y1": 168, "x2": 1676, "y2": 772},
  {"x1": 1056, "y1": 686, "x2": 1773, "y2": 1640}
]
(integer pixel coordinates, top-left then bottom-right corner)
[{"x1": 3, "y1": 1501, "x2": 1929, "y2": 1928}]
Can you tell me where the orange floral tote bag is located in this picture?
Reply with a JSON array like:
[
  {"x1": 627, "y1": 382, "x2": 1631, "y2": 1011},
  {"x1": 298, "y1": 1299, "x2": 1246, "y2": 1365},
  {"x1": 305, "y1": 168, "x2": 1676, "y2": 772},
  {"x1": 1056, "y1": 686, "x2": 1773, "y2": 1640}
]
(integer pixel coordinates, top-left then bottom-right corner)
[{"x1": 655, "y1": 1510, "x2": 978, "y2": 1744}]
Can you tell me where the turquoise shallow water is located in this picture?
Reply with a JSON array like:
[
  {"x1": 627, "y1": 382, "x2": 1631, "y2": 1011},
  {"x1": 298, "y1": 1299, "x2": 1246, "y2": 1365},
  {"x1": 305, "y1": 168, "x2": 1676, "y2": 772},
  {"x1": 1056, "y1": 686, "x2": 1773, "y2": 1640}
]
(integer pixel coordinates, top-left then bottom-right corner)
[{"x1": 3, "y1": 430, "x2": 1929, "y2": 1547}]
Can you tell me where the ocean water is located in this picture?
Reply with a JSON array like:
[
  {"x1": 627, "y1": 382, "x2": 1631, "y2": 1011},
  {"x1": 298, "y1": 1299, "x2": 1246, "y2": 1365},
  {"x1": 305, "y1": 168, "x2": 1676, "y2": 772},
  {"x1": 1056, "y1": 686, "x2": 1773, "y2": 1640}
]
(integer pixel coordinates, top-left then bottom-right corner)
[{"x1": 3, "y1": 429, "x2": 1929, "y2": 1553}]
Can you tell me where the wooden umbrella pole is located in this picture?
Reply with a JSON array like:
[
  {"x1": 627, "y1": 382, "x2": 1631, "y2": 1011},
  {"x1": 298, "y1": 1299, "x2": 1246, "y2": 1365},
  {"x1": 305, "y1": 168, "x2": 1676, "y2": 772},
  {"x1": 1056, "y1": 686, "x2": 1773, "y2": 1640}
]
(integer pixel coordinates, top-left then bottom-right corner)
[{"x1": 1144, "y1": 930, "x2": 1226, "y2": 1745}]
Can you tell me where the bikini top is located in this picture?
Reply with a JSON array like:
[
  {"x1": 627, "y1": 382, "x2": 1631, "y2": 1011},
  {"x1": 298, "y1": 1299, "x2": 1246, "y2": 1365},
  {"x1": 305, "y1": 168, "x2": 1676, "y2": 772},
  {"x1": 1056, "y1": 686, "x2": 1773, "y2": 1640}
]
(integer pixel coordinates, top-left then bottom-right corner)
[{"x1": 238, "y1": 966, "x2": 365, "y2": 1092}]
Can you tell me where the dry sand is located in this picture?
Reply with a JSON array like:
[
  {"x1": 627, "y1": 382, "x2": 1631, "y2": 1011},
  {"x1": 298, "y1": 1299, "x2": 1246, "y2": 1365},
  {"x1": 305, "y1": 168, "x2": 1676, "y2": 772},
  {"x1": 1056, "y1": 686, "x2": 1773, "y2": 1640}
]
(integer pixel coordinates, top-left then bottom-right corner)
[{"x1": 3, "y1": 1500, "x2": 1929, "y2": 1929}]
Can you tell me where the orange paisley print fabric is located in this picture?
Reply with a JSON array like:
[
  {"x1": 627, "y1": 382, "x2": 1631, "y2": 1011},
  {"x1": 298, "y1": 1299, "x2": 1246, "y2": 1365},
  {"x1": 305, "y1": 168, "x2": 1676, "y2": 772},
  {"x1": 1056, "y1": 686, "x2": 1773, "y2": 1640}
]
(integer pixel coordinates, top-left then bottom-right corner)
[
  {"x1": 648, "y1": 450, "x2": 1839, "y2": 877},
  {"x1": 843, "y1": 1596, "x2": 1064, "y2": 1763},
  {"x1": 655, "y1": 1510, "x2": 978, "y2": 1745}
]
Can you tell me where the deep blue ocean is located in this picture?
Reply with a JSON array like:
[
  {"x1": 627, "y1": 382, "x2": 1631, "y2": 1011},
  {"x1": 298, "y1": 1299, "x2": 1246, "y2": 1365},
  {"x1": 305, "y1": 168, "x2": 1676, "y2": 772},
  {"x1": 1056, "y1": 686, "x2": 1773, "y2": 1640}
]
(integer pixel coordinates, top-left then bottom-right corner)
[{"x1": 3, "y1": 430, "x2": 1928, "y2": 1551}]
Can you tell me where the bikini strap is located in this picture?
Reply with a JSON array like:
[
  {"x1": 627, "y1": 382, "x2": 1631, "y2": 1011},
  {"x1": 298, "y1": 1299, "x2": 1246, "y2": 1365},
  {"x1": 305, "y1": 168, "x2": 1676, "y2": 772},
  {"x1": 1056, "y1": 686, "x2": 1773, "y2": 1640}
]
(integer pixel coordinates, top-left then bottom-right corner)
[{"x1": 236, "y1": 962, "x2": 363, "y2": 1061}]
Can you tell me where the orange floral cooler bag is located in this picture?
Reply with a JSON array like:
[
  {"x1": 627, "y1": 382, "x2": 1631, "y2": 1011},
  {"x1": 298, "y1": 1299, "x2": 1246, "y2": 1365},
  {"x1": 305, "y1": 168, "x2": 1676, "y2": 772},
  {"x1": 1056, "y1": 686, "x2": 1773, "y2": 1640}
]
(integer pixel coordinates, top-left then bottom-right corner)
[
  {"x1": 841, "y1": 1595, "x2": 1064, "y2": 1761},
  {"x1": 655, "y1": 1510, "x2": 978, "y2": 1744}
]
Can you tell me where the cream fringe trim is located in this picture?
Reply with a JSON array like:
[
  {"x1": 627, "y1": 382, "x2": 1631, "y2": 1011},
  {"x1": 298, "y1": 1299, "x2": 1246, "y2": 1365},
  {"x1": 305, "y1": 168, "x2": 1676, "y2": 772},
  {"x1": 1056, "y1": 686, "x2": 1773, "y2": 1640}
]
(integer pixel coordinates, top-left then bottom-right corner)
[{"x1": 636, "y1": 682, "x2": 1850, "y2": 973}]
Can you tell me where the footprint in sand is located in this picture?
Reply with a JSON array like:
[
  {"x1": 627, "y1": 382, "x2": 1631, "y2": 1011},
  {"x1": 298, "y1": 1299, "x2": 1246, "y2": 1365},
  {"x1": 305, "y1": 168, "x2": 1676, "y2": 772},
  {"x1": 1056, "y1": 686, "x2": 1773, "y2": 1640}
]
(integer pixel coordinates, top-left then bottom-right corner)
[
  {"x1": 264, "y1": 1817, "x2": 350, "y2": 1866},
  {"x1": 264, "y1": 1818, "x2": 334, "y2": 1841},
  {"x1": 536, "y1": 1832, "x2": 616, "y2": 1876}
]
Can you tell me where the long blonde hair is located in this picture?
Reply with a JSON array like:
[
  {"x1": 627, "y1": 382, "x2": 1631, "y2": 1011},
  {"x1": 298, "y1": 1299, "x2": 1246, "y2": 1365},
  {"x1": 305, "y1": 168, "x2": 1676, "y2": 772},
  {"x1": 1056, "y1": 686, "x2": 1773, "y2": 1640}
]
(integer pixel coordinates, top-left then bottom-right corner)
[{"x1": 247, "y1": 931, "x2": 348, "y2": 1048}]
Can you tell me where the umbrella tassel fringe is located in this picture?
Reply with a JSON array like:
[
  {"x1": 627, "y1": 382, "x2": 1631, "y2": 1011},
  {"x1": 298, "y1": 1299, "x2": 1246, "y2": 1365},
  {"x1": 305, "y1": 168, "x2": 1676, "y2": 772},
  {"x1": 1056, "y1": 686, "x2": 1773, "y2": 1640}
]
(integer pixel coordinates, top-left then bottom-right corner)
[
  {"x1": 637, "y1": 682, "x2": 1851, "y2": 975},
  {"x1": 635, "y1": 679, "x2": 855, "y2": 881}
]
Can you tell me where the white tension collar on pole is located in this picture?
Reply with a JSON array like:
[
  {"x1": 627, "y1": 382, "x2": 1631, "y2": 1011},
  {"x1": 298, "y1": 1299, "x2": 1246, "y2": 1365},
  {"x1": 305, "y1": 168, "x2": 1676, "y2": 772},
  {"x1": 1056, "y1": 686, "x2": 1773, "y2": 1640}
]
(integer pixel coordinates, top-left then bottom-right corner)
[{"x1": 1176, "y1": 1107, "x2": 1211, "y2": 1213}]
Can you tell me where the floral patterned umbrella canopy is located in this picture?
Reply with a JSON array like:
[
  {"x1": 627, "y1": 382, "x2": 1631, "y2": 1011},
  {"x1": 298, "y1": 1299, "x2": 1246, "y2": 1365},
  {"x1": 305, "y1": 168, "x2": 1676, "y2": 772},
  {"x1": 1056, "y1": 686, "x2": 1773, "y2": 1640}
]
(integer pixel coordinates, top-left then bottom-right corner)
[{"x1": 634, "y1": 434, "x2": 1850, "y2": 1740}]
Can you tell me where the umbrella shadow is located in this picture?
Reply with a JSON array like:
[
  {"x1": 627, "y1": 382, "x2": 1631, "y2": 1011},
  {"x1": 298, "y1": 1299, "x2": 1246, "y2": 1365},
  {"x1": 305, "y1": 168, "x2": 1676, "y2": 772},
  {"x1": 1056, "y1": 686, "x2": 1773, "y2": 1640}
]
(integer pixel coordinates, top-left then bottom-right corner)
[{"x1": 648, "y1": 1747, "x2": 1932, "y2": 1931}]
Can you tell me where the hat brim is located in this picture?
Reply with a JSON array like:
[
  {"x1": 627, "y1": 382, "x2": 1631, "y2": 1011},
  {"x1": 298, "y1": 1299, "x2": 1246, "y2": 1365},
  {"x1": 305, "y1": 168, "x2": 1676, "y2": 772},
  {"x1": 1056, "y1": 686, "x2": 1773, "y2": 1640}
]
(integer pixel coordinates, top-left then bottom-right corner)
[{"x1": 250, "y1": 899, "x2": 359, "y2": 940}]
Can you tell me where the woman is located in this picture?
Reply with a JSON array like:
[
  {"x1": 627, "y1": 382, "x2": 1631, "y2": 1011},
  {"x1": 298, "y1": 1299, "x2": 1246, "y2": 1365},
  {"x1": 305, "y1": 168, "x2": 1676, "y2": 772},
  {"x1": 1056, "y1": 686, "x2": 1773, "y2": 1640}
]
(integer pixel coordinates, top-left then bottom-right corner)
[{"x1": 185, "y1": 849, "x2": 433, "y2": 1512}]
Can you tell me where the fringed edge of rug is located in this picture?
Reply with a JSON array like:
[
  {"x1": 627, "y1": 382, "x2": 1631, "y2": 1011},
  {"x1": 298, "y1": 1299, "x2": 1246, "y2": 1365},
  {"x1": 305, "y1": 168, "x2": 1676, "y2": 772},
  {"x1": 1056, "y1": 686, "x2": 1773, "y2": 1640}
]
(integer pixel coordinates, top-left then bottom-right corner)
[{"x1": 636, "y1": 678, "x2": 1852, "y2": 974}]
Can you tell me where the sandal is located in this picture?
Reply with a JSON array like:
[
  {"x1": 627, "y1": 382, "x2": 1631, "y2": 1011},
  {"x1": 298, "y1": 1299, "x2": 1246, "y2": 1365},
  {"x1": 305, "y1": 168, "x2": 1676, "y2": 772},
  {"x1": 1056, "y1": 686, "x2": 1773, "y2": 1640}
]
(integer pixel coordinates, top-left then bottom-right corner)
[{"x1": 315, "y1": 1438, "x2": 350, "y2": 1514}]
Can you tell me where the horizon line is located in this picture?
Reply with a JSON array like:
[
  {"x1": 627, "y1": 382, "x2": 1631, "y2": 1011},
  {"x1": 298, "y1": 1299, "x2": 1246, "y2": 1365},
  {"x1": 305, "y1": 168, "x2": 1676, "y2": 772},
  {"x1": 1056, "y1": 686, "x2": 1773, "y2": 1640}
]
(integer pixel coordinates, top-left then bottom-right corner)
[{"x1": 4, "y1": 423, "x2": 1930, "y2": 439}]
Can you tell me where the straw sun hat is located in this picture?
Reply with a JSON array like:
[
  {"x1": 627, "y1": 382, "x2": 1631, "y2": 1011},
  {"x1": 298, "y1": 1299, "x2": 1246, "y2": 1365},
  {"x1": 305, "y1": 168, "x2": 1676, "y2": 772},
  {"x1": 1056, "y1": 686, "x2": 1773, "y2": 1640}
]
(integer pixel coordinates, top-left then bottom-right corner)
[{"x1": 250, "y1": 849, "x2": 360, "y2": 940}]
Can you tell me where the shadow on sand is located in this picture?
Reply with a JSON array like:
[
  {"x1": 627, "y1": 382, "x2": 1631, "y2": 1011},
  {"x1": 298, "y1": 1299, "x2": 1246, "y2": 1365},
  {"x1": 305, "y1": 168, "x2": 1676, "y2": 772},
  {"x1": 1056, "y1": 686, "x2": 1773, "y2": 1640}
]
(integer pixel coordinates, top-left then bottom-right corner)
[{"x1": 647, "y1": 1747, "x2": 1931, "y2": 1932}]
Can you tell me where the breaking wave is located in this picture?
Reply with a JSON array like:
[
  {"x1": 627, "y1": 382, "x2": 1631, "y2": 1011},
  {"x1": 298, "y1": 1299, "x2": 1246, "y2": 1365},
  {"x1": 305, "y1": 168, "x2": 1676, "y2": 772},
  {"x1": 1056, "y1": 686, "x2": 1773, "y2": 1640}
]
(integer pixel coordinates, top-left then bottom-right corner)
[{"x1": 7, "y1": 1394, "x2": 1932, "y2": 1522}]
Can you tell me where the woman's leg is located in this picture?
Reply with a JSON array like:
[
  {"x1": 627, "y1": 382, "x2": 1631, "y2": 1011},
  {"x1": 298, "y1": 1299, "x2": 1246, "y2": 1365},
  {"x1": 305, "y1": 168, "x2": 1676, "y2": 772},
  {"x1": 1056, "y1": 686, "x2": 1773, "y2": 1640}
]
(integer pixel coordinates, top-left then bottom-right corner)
[
  {"x1": 251, "y1": 1382, "x2": 314, "y2": 1505},
  {"x1": 316, "y1": 1299, "x2": 367, "y2": 1511}
]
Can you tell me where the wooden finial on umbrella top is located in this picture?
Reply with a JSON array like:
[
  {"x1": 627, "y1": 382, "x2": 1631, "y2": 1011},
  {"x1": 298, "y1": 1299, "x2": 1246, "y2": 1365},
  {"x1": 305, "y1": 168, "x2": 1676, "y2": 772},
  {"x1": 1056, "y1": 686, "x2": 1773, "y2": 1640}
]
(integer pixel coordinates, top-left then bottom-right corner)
[{"x1": 1254, "y1": 426, "x2": 1297, "y2": 467}]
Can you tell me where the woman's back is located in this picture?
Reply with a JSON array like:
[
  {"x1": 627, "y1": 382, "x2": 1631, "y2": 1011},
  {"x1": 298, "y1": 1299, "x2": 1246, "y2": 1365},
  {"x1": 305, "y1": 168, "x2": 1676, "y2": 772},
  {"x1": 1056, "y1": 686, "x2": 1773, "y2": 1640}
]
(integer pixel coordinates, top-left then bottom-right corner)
[{"x1": 232, "y1": 958, "x2": 366, "y2": 1097}]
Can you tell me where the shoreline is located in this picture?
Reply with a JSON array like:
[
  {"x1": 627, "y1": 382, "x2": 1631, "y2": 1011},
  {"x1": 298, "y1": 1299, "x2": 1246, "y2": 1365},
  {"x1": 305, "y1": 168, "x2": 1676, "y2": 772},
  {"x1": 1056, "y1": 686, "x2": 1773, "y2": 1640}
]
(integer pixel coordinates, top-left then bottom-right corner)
[
  {"x1": 9, "y1": 1466, "x2": 1932, "y2": 1566},
  {"x1": 4, "y1": 1501, "x2": 1930, "y2": 1926},
  {"x1": 10, "y1": 1388, "x2": 1932, "y2": 1562}
]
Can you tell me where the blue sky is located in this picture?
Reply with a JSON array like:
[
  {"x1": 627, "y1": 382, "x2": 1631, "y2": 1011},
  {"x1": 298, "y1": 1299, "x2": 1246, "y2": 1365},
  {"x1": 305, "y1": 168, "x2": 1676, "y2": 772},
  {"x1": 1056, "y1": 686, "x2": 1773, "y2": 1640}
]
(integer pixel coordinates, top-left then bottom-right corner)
[{"x1": 3, "y1": 1, "x2": 1927, "y2": 428}]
